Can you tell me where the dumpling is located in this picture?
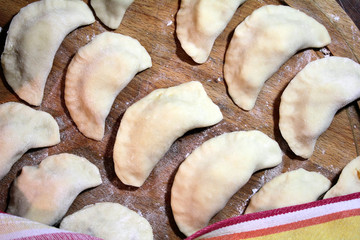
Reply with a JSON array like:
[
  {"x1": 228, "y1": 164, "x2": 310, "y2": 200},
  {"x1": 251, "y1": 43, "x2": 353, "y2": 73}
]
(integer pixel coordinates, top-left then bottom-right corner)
[
  {"x1": 91, "y1": 0, "x2": 134, "y2": 29},
  {"x1": 0, "y1": 102, "x2": 60, "y2": 180},
  {"x1": 1, "y1": 0, "x2": 95, "y2": 106},
  {"x1": 279, "y1": 57, "x2": 360, "y2": 159},
  {"x1": 176, "y1": 0, "x2": 246, "y2": 64},
  {"x1": 113, "y1": 81, "x2": 223, "y2": 187},
  {"x1": 60, "y1": 202, "x2": 153, "y2": 240},
  {"x1": 65, "y1": 32, "x2": 151, "y2": 141},
  {"x1": 224, "y1": 5, "x2": 331, "y2": 110},
  {"x1": 245, "y1": 168, "x2": 331, "y2": 214},
  {"x1": 7, "y1": 153, "x2": 102, "y2": 225},
  {"x1": 324, "y1": 156, "x2": 360, "y2": 199},
  {"x1": 171, "y1": 130, "x2": 283, "y2": 236}
]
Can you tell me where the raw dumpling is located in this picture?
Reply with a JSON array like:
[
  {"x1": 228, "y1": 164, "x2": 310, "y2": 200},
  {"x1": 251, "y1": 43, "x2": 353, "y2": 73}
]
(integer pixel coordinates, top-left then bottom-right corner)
[
  {"x1": 91, "y1": 0, "x2": 134, "y2": 29},
  {"x1": 324, "y1": 156, "x2": 360, "y2": 199},
  {"x1": 65, "y1": 32, "x2": 151, "y2": 141},
  {"x1": 1, "y1": 0, "x2": 95, "y2": 106},
  {"x1": 113, "y1": 81, "x2": 223, "y2": 187},
  {"x1": 280, "y1": 57, "x2": 360, "y2": 159},
  {"x1": 7, "y1": 153, "x2": 102, "y2": 225},
  {"x1": 224, "y1": 5, "x2": 331, "y2": 110},
  {"x1": 171, "y1": 130, "x2": 283, "y2": 236},
  {"x1": 176, "y1": 0, "x2": 246, "y2": 64},
  {"x1": 0, "y1": 102, "x2": 60, "y2": 180},
  {"x1": 60, "y1": 202, "x2": 153, "y2": 240},
  {"x1": 245, "y1": 168, "x2": 331, "y2": 214}
]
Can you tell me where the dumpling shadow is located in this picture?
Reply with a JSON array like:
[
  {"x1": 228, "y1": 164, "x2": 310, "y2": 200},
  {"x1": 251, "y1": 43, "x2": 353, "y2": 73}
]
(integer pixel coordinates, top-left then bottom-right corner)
[
  {"x1": 173, "y1": 0, "x2": 200, "y2": 66},
  {"x1": 272, "y1": 81, "x2": 306, "y2": 161},
  {"x1": 223, "y1": 28, "x2": 235, "y2": 61},
  {"x1": 58, "y1": 54, "x2": 80, "y2": 130},
  {"x1": 102, "y1": 112, "x2": 138, "y2": 192},
  {"x1": 0, "y1": 21, "x2": 20, "y2": 101},
  {"x1": 164, "y1": 156, "x2": 187, "y2": 239}
]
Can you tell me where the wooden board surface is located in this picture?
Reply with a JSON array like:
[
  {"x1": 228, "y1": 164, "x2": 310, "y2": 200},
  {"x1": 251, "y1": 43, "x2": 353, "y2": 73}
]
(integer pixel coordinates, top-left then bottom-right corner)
[{"x1": 0, "y1": 0, "x2": 359, "y2": 239}]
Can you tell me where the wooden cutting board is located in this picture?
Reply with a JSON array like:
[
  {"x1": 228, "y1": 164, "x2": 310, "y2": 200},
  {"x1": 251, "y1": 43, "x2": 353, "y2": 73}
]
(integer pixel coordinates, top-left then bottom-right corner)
[{"x1": 0, "y1": 0, "x2": 359, "y2": 239}]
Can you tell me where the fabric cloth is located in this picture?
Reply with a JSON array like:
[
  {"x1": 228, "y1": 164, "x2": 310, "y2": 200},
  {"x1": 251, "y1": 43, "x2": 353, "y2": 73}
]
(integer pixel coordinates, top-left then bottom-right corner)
[
  {"x1": 0, "y1": 212, "x2": 102, "y2": 240},
  {"x1": 187, "y1": 192, "x2": 360, "y2": 240},
  {"x1": 1, "y1": 192, "x2": 359, "y2": 239}
]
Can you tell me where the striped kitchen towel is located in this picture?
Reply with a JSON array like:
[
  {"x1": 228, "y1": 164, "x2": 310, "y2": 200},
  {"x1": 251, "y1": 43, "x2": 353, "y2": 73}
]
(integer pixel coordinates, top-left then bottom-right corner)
[
  {"x1": 187, "y1": 192, "x2": 360, "y2": 240},
  {"x1": 1, "y1": 192, "x2": 359, "y2": 239},
  {"x1": 0, "y1": 212, "x2": 102, "y2": 240}
]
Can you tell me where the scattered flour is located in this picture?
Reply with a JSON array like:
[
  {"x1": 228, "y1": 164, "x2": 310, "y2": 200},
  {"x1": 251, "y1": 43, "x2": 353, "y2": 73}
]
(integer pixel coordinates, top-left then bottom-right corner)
[
  {"x1": 320, "y1": 47, "x2": 331, "y2": 57},
  {"x1": 86, "y1": 31, "x2": 96, "y2": 42},
  {"x1": 295, "y1": 50, "x2": 314, "y2": 71},
  {"x1": 351, "y1": 25, "x2": 360, "y2": 42},
  {"x1": 329, "y1": 14, "x2": 340, "y2": 22},
  {"x1": 284, "y1": 65, "x2": 292, "y2": 72}
]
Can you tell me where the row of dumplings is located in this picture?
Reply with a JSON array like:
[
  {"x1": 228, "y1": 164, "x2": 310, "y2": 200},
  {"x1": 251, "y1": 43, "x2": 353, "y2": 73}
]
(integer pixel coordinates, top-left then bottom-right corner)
[
  {"x1": 0, "y1": 1, "x2": 156, "y2": 239},
  {"x1": 1, "y1": 0, "x2": 360, "y2": 239},
  {"x1": 3, "y1": 0, "x2": 360, "y2": 161},
  {"x1": 6, "y1": 150, "x2": 153, "y2": 239},
  {"x1": 1, "y1": 100, "x2": 360, "y2": 238},
  {"x1": 172, "y1": 133, "x2": 360, "y2": 236}
]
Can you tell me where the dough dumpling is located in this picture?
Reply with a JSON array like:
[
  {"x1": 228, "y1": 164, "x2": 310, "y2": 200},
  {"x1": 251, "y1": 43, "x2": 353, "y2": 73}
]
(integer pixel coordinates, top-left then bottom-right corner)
[
  {"x1": 224, "y1": 5, "x2": 331, "y2": 110},
  {"x1": 0, "y1": 102, "x2": 60, "y2": 180},
  {"x1": 60, "y1": 202, "x2": 153, "y2": 240},
  {"x1": 176, "y1": 0, "x2": 247, "y2": 64},
  {"x1": 280, "y1": 57, "x2": 360, "y2": 159},
  {"x1": 65, "y1": 32, "x2": 151, "y2": 141},
  {"x1": 324, "y1": 156, "x2": 360, "y2": 199},
  {"x1": 1, "y1": 0, "x2": 95, "y2": 106},
  {"x1": 245, "y1": 168, "x2": 331, "y2": 214},
  {"x1": 113, "y1": 81, "x2": 223, "y2": 187},
  {"x1": 7, "y1": 153, "x2": 102, "y2": 225},
  {"x1": 91, "y1": 0, "x2": 134, "y2": 29},
  {"x1": 171, "y1": 130, "x2": 283, "y2": 236}
]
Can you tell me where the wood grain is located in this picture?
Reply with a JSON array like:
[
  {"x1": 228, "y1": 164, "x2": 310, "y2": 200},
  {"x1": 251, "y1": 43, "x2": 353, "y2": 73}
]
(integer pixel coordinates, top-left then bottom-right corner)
[{"x1": 0, "y1": 0, "x2": 359, "y2": 239}]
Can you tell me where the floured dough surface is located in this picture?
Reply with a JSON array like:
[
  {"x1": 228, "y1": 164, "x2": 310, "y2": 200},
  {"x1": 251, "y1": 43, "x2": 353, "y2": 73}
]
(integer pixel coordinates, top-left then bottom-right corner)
[
  {"x1": 0, "y1": 102, "x2": 60, "y2": 180},
  {"x1": 65, "y1": 32, "x2": 151, "y2": 141},
  {"x1": 224, "y1": 5, "x2": 331, "y2": 110},
  {"x1": 280, "y1": 57, "x2": 360, "y2": 159},
  {"x1": 60, "y1": 202, "x2": 153, "y2": 240},
  {"x1": 171, "y1": 130, "x2": 283, "y2": 236},
  {"x1": 7, "y1": 153, "x2": 102, "y2": 225},
  {"x1": 91, "y1": 0, "x2": 134, "y2": 29},
  {"x1": 176, "y1": 0, "x2": 246, "y2": 63},
  {"x1": 1, "y1": 0, "x2": 95, "y2": 106},
  {"x1": 245, "y1": 168, "x2": 331, "y2": 214},
  {"x1": 113, "y1": 81, "x2": 223, "y2": 187},
  {"x1": 324, "y1": 156, "x2": 360, "y2": 199}
]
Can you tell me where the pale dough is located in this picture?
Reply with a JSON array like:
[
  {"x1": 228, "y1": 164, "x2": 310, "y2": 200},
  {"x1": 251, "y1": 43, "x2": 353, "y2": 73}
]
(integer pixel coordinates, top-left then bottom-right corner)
[
  {"x1": 113, "y1": 81, "x2": 223, "y2": 187},
  {"x1": 65, "y1": 32, "x2": 151, "y2": 141},
  {"x1": 0, "y1": 102, "x2": 60, "y2": 180},
  {"x1": 1, "y1": 0, "x2": 95, "y2": 106},
  {"x1": 7, "y1": 153, "x2": 102, "y2": 225},
  {"x1": 224, "y1": 5, "x2": 331, "y2": 110},
  {"x1": 245, "y1": 168, "x2": 331, "y2": 214},
  {"x1": 60, "y1": 202, "x2": 153, "y2": 240},
  {"x1": 91, "y1": 0, "x2": 134, "y2": 29},
  {"x1": 280, "y1": 57, "x2": 360, "y2": 158},
  {"x1": 324, "y1": 156, "x2": 360, "y2": 199},
  {"x1": 176, "y1": 0, "x2": 246, "y2": 63},
  {"x1": 171, "y1": 130, "x2": 283, "y2": 236}
]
